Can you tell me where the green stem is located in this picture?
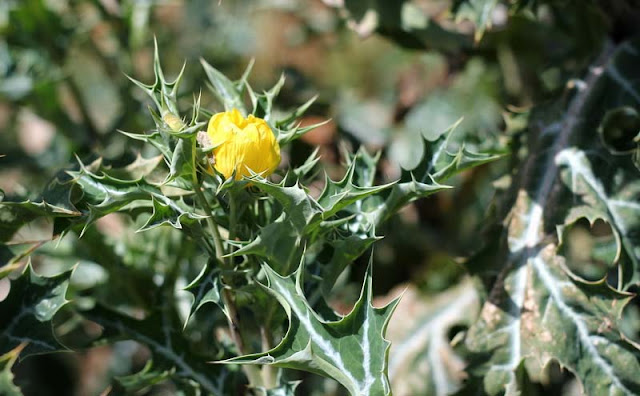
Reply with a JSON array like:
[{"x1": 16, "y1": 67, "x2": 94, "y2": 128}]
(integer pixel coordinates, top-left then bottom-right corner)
[
  {"x1": 229, "y1": 191, "x2": 238, "y2": 243},
  {"x1": 191, "y1": 143, "x2": 226, "y2": 265},
  {"x1": 190, "y1": 139, "x2": 263, "y2": 388}
]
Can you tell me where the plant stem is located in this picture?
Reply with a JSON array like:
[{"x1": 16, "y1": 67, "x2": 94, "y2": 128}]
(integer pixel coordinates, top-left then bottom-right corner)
[
  {"x1": 260, "y1": 325, "x2": 277, "y2": 388},
  {"x1": 191, "y1": 144, "x2": 226, "y2": 265},
  {"x1": 191, "y1": 140, "x2": 263, "y2": 387},
  {"x1": 229, "y1": 191, "x2": 238, "y2": 243}
]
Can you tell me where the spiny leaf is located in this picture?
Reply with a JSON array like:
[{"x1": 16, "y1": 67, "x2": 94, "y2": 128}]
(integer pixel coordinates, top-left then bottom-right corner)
[
  {"x1": 0, "y1": 200, "x2": 80, "y2": 243},
  {"x1": 403, "y1": 119, "x2": 503, "y2": 185},
  {"x1": 555, "y1": 148, "x2": 640, "y2": 287},
  {"x1": 228, "y1": 218, "x2": 303, "y2": 276},
  {"x1": 0, "y1": 344, "x2": 25, "y2": 396},
  {"x1": 315, "y1": 161, "x2": 395, "y2": 221},
  {"x1": 138, "y1": 196, "x2": 206, "y2": 232},
  {"x1": 464, "y1": 39, "x2": 640, "y2": 394},
  {"x1": 220, "y1": 258, "x2": 400, "y2": 396},
  {"x1": 320, "y1": 234, "x2": 380, "y2": 296},
  {"x1": 250, "y1": 180, "x2": 323, "y2": 234},
  {"x1": 0, "y1": 263, "x2": 72, "y2": 357},
  {"x1": 466, "y1": 244, "x2": 640, "y2": 395},
  {"x1": 255, "y1": 380, "x2": 302, "y2": 396},
  {"x1": 201, "y1": 58, "x2": 246, "y2": 114},
  {"x1": 183, "y1": 262, "x2": 227, "y2": 327},
  {"x1": 67, "y1": 157, "x2": 196, "y2": 235}
]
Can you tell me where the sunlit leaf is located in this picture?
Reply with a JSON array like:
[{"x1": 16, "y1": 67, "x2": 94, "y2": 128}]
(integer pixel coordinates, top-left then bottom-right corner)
[{"x1": 221, "y1": 259, "x2": 399, "y2": 396}]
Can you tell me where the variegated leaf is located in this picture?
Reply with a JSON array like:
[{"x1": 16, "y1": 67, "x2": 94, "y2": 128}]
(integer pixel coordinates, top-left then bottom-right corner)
[
  {"x1": 464, "y1": 39, "x2": 640, "y2": 395},
  {"x1": 221, "y1": 261, "x2": 399, "y2": 396}
]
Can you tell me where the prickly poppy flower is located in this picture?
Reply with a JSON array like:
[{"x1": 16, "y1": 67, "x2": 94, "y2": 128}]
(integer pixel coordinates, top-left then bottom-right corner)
[{"x1": 206, "y1": 109, "x2": 281, "y2": 180}]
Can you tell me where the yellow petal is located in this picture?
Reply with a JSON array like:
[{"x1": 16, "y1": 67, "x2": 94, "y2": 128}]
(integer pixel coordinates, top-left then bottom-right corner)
[{"x1": 205, "y1": 109, "x2": 281, "y2": 180}]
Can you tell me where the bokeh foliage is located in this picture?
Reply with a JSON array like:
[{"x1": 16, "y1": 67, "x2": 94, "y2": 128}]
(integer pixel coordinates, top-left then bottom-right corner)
[{"x1": 1, "y1": 0, "x2": 640, "y2": 395}]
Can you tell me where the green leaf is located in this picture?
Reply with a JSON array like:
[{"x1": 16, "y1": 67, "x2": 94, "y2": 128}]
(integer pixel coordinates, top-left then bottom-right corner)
[
  {"x1": 0, "y1": 200, "x2": 80, "y2": 242},
  {"x1": 453, "y1": 0, "x2": 500, "y2": 42},
  {"x1": 67, "y1": 157, "x2": 198, "y2": 235},
  {"x1": 320, "y1": 234, "x2": 380, "y2": 296},
  {"x1": 101, "y1": 154, "x2": 164, "y2": 181},
  {"x1": 555, "y1": 148, "x2": 640, "y2": 287},
  {"x1": 464, "y1": 39, "x2": 640, "y2": 394},
  {"x1": 466, "y1": 244, "x2": 640, "y2": 395},
  {"x1": 250, "y1": 181, "x2": 323, "y2": 234},
  {"x1": 114, "y1": 360, "x2": 173, "y2": 393},
  {"x1": 183, "y1": 262, "x2": 227, "y2": 327},
  {"x1": 229, "y1": 219, "x2": 304, "y2": 275},
  {"x1": 404, "y1": 119, "x2": 504, "y2": 185},
  {"x1": 84, "y1": 305, "x2": 228, "y2": 395},
  {"x1": 201, "y1": 58, "x2": 246, "y2": 113},
  {"x1": 333, "y1": 0, "x2": 471, "y2": 52},
  {"x1": 221, "y1": 259, "x2": 400, "y2": 396},
  {"x1": 255, "y1": 380, "x2": 302, "y2": 396},
  {"x1": 315, "y1": 162, "x2": 395, "y2": 221},
  {"x1": 349, "y1": 123, "x2": 500, "y2": 228},
  {"x1": 0, "y1": 345, "x2": 24, "y2": 396},
  {"x1": 0, "y1": 264, "x2": 72, "y2": 357},
  {"x1": 138, "y1": 196, "x2": 206, "y2": 232}
]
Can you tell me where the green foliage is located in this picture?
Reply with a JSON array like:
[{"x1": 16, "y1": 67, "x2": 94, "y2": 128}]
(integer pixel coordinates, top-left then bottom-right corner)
[
  {"x1": 463, "y1": 38, "x2": 640, "y2": 395},
  {"x1": 224, "y1": 262, "x2": 399, "y2": 396},
  {"x1": 2, "y1": 1, "x2": 640, "y2": 395},
  {"x1": 0, "y1": 264, "x2": 72, "y2": 357}
]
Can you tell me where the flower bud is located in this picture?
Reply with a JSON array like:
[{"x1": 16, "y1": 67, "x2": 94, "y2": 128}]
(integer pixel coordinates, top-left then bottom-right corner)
[
  {"x1": 206, "y1": 108, "x2": 281, "y2": 180},
  {"x1": 162, "y1": 112, "x2": 185, "y2": 132}
]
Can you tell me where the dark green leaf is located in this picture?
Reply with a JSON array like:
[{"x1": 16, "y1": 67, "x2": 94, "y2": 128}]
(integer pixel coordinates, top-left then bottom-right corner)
[{"x1": 0, "y1": 264, "x2": 72, "y2": 357}]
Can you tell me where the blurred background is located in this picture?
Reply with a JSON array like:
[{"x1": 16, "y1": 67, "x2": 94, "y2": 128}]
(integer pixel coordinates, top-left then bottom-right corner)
[{"x1": 2, "y1": 0, "x2": 633, "y2": 395}]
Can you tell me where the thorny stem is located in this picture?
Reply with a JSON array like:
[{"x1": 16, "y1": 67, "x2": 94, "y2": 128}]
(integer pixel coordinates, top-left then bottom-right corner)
[{"x1": 190, "y1": 139, "x2": 264, "y2": 388}]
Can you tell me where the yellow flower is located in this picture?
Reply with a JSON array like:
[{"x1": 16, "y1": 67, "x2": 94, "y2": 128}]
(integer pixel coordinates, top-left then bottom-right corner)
[{"x1": 206, "y1": 108, "x2": 281, "y2": 180}]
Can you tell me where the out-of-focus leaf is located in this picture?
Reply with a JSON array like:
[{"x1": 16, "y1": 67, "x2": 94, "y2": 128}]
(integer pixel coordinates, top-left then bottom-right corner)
[
  {"x1": 331, "y1": 0, "x2": 471, "y2": 51},
  {"x1": 114, "y1": 359, "x2": 173, "y2": 393},
  {"x1": 101, "y1": 154, "x2": 164, "y2": 181},
  {"x1": 453, "y1": 0, "x2": 500, "y2": 42},
  {"x1": 84, "y1": 304, "x2": 228, "y2": 395},
  {"x1": 66, "y1": 47, "x2": 122, "y2": 134},
  {"x1": 464, "y1": 39, "x2": 640, "y2": 394},
  {"x1": 222, "y1": 261, "x2": 399, "y2": 396},
  {"x1": 0, "y1": 264, "x2": 72, "y2": 357},
  {"x1": 599, "y1": 106, "x2": 640, "y2": 154},
  {"x1": 466, "y1": 244, "x2": 640, "y2": 395},
  {"x1": 387, "y1": 280, "x2": 479, "y2": 396}
]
